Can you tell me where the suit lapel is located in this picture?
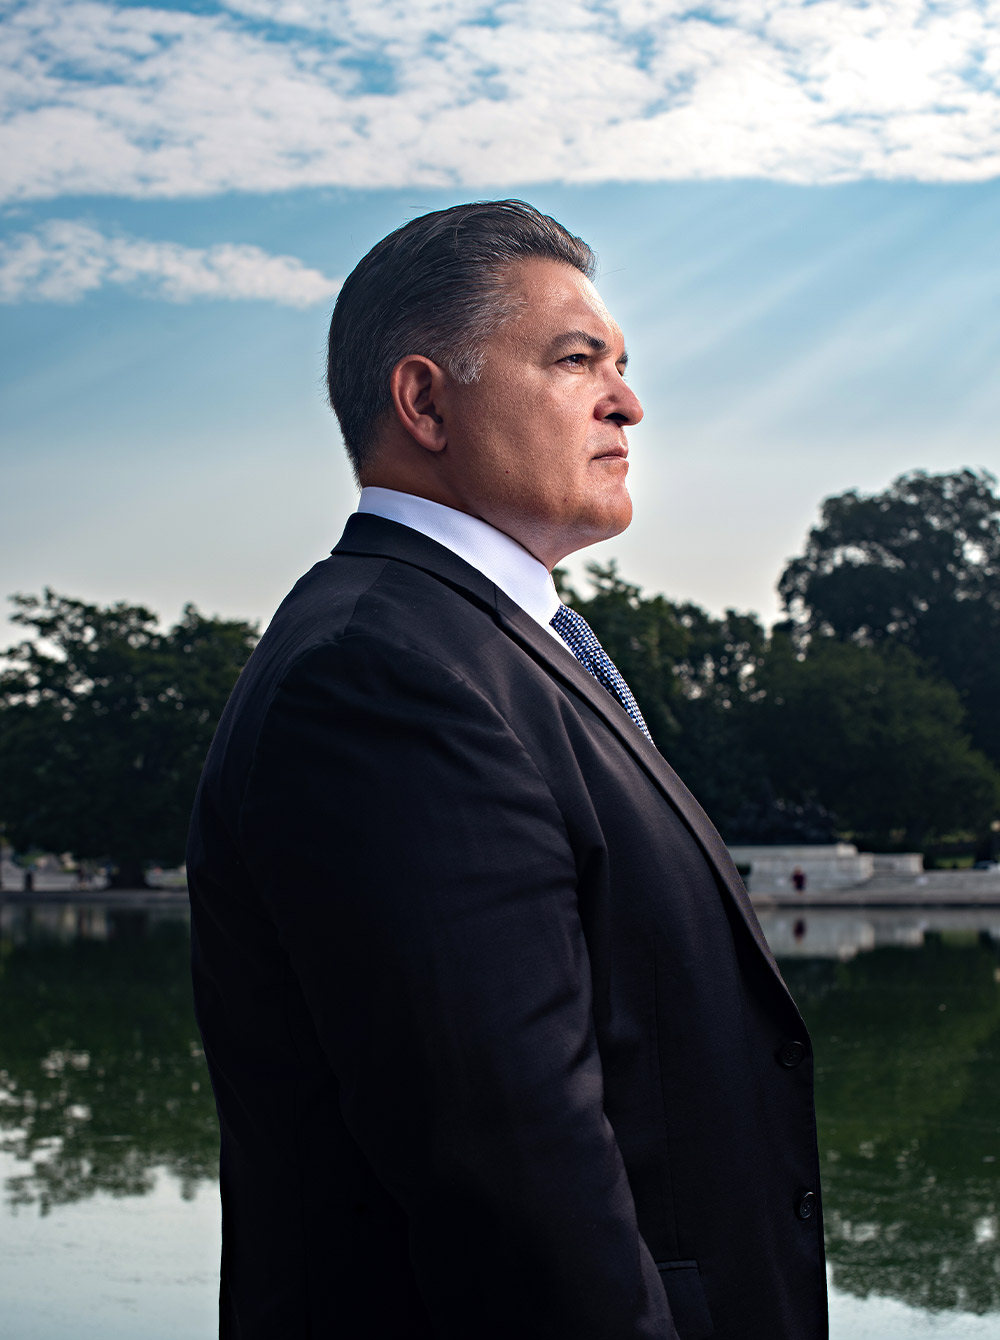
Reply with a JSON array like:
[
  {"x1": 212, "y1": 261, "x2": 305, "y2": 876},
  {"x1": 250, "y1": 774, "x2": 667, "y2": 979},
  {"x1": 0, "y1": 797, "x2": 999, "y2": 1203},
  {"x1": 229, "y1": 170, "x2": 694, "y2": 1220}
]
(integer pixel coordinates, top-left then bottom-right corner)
[
  {"x1": 494, "y1": 597, "x2": 787, "y2": 989},
  {"x1": 334, "y1": 513, "x2": 789, "y2": 997}
]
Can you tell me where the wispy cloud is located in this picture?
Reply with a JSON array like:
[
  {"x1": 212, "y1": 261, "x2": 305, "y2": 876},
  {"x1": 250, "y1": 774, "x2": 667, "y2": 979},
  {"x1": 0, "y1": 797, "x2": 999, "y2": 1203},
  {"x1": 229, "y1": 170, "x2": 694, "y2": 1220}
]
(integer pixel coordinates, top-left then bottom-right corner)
[
  {"x1": 0, "y1": 219, "x2": 342, "y2": 304},
  {"x1": 0, "y1": 0, "x2": 997, "y2": 203}
]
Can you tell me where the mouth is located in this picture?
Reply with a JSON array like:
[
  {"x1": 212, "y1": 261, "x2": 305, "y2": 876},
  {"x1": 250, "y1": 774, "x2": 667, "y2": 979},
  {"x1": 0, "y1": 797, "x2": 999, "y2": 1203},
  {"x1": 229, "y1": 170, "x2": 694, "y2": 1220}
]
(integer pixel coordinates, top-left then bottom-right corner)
[{"x1": 593, "y1": 444, "x2": 628, "y2": 462}]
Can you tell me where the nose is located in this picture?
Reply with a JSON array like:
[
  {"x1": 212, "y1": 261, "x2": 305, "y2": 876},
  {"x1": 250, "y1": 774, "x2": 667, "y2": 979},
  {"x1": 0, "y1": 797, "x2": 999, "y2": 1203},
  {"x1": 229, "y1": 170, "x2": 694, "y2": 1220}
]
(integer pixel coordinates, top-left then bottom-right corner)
[{"x1": 603, "y1": 374, "x2": 643, "y2": 428}]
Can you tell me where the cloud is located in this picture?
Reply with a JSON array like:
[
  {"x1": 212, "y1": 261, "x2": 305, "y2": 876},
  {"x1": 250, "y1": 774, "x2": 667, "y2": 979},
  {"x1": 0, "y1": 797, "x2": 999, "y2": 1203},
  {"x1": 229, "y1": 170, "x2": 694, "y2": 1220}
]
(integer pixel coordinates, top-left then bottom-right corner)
[
  {"x1": 0, "y1": 219, "x2": 342, "y2": 305},
  {"x1": 0, "y1": 0, "x2": 998, "y2": 202}
]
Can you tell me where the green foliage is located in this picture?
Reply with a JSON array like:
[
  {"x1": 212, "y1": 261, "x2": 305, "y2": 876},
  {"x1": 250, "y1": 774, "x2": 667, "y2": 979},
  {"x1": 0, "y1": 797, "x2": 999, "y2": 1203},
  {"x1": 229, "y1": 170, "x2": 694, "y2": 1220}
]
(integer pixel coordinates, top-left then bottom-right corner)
[
  {"x1": 664, "y1": 602, "x2": 770, "y2": 824},
  {"x1": 0, "y1": 590, "x2": 257, "y2": 885},
  {"x1": 670, "y1": 602, "x2": 768, "y2": 707},
  {"x1": 779, "y1": 468, "x2": 1000, "y2": 767},
  {"x1": 574, "y1": 564, "x2": 1000, "y2": 847},
  {"x1": 751, "y1": 633, "x2": 1000, "y2": 847}
]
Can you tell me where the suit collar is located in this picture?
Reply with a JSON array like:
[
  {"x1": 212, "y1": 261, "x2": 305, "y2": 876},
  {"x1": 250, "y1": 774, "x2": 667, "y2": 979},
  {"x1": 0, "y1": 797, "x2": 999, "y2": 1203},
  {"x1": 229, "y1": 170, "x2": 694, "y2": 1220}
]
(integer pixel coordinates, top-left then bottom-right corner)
[
  {"x1": 334, "y1": 511, "x2": 501, "y2": 609},
  {"x1": 334, "y1": 512, "x2": 791, "y2": 1001},
  {"x1": 356, "y1": 487, "x2": 561, "y2": 631}
]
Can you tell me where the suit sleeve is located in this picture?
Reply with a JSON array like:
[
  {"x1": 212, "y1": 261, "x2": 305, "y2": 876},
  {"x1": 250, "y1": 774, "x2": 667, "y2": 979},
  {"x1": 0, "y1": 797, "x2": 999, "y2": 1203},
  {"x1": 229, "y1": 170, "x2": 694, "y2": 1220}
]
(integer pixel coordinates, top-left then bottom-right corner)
[{"x1": 238, "y1": 631, "x2": 675, "y2": 1340}]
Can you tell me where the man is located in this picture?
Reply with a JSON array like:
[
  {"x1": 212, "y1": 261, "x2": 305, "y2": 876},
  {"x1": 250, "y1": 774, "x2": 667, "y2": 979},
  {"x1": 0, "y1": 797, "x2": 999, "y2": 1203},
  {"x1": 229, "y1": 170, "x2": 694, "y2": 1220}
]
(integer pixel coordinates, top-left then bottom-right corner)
[{"x1": 188, "y1": 200, "x2": 827, "y2": 1340}]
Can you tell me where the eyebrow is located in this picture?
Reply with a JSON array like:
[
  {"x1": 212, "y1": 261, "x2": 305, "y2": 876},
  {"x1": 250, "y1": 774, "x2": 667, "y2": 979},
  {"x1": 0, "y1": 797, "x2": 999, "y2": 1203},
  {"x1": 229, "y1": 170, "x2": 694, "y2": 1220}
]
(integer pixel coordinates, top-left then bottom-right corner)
[{"x1": 548, "y1": 330, "x2": 628, "y2": 367}]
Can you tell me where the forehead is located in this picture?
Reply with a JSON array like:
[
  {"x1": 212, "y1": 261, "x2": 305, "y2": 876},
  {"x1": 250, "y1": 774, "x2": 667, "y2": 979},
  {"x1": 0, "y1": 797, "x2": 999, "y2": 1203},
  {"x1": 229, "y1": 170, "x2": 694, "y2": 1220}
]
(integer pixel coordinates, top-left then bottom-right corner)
[{"x1": 498, "y1": 258, "x2": 623, "y2": 351}]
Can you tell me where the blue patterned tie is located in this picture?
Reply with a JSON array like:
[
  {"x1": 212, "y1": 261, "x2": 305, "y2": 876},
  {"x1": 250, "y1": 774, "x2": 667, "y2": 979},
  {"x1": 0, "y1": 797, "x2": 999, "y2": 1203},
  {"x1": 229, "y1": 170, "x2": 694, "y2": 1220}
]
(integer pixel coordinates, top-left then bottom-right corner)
[{"x1": 550, "y1": 603, "x2": 653, "y2": 742}]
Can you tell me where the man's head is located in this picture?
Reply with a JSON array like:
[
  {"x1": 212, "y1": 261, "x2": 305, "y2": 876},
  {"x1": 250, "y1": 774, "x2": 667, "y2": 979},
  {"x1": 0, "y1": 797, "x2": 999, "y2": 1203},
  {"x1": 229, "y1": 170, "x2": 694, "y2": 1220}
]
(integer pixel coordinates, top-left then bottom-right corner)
[{"x1": 327, "y1": 200, "x2": 643, "y2": 569}]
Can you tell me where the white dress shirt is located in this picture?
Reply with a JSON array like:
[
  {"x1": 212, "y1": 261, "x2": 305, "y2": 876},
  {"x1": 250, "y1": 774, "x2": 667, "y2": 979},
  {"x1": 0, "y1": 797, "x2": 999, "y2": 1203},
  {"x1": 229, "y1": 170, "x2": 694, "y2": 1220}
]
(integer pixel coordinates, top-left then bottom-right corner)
[{"x1": 357, "y1": 487, "x2": 564, "y2": 641}]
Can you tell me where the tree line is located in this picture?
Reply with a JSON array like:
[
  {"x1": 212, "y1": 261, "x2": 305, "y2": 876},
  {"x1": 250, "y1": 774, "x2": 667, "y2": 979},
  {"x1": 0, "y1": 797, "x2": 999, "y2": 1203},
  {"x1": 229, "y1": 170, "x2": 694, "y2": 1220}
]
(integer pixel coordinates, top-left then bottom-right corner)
[
  {"x1": 0, "y1": 597, "x2": 258, "y2": 887},
  {"x1": 0, "y1": 468, "x2": 997, "y2": 884}
]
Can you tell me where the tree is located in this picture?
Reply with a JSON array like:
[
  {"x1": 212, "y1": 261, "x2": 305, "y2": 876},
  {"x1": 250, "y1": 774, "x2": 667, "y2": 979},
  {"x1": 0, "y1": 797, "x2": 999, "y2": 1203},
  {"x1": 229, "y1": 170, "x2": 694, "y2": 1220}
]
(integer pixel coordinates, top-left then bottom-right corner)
[
  {"x1": 568, "y1": 560, "x2": 999, "y2": 847},
  {"x1": 663, "y1": 601, "x2": 772, "y2": 830},
  {"x1": 778, "y1": 469, "x2": 1000, "y2": 765},
  {"x1": 0, "y1": 591, "x2": 258, "y2": 886},
  {"x1": 750, "y1": 632, "x2": 1000, "y2": 848}
]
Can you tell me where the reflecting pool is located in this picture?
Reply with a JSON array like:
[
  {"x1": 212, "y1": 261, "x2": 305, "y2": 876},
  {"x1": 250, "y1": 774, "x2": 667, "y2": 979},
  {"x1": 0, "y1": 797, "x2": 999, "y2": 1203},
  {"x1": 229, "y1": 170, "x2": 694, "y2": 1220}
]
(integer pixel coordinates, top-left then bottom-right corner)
[{"x1": 1, "y1": 901, "x2": 998, "y2": 1338}]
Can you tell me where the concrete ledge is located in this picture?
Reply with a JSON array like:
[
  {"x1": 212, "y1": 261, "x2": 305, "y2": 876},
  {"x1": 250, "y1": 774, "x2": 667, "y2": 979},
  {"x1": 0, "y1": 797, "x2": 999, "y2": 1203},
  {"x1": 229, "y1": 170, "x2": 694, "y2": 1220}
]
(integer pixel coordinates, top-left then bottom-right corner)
[
  {"x1": 0, "y1": 888, "x2": 189, "y2": 907},
  {"x1": 729, "y1": 842, "x2": 875, "y2": 893},
  {"x1": 729, "y1": 843, "x2": 1000, "y2": 904}
]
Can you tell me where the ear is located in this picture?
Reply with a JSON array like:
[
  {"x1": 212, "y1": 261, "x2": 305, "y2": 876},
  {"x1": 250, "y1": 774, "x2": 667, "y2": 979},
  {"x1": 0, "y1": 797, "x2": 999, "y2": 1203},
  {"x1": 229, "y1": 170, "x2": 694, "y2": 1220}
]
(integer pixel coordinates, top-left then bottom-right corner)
[{"x1": 389, "y1": 355, "x2": 448, "y2": 453}]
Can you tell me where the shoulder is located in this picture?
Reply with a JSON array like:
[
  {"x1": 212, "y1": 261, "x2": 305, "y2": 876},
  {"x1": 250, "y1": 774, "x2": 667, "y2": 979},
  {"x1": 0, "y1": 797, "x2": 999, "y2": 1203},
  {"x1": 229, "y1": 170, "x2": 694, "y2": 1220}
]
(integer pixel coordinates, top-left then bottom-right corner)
[
  {"x1": 237, "y1": 554, "x2": 514, "y2": 721},
  {"x1": 211, "y1": 547, "x2": 564, "y2": 790},
  {"x1": 269, "y1": 549, "x2": 495, "y2": 657}
]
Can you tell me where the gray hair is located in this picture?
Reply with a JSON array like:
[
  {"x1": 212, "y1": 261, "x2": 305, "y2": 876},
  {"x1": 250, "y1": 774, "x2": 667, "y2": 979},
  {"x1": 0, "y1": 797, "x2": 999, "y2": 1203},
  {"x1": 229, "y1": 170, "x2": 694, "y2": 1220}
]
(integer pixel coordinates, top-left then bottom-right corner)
[{"x1": 326, "y1": 200, "x2": 597, "y2": 477}]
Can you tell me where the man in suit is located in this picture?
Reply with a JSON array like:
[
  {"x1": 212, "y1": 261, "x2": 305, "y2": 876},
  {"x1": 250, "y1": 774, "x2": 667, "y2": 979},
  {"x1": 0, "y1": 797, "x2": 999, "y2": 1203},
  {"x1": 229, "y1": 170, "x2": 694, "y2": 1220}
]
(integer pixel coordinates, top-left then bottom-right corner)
[{"x1": 187, "y1": 200, "x2": 828, "y2": 1339}]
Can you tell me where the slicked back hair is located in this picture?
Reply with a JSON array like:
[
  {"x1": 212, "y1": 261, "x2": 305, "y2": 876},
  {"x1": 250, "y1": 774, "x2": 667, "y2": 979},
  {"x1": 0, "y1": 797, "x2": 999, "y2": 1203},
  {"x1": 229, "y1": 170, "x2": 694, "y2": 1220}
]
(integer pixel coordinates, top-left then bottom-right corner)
[{"x1": 326, "y1": 200, "x2": 597, "y2": 477}]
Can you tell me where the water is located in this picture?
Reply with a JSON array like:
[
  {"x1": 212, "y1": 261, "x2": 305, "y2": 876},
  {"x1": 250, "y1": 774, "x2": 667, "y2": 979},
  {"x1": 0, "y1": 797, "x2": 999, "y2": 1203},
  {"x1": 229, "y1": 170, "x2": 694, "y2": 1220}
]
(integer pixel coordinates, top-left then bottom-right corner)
[
  {"x1": 766, "y1": 909, "x2": 1000, "y2": 1337},
  {"x1": 0, "y1": 904, "x2": 218, "y2": 1339},
  {"x1": 1, "y1": 901, "x2": 998, "y2": 1338}
]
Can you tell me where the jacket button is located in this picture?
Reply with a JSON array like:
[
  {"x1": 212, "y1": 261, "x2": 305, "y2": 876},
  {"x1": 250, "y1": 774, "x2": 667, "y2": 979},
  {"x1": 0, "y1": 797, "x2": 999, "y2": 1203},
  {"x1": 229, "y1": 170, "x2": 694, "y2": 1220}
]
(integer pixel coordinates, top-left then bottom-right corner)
[
  {"x1": 777, "y1": 1040, "x2": 806, "y2": 1068},
  {"x1": 796, "y1": 1191, "x2": 817, "y2": 1220}
]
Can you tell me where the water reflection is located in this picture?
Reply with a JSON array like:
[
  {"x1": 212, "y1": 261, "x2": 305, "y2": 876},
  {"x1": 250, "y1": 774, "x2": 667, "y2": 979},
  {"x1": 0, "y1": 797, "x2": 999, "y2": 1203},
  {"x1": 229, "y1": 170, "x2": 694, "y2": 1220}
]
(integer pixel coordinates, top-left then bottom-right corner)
[
  {"x1": 775, "y1": 913, "x2": 1000, "y2": 1317},
  {"x1": 0, "y1": 903, "x2": 218, "y2": 1213},
  {"x1": 1, "y1": 901, "x2": 998, "y2": 1327},
  {"x1": 760, "y1": 907, "x2": 1000, "y2": 960}
]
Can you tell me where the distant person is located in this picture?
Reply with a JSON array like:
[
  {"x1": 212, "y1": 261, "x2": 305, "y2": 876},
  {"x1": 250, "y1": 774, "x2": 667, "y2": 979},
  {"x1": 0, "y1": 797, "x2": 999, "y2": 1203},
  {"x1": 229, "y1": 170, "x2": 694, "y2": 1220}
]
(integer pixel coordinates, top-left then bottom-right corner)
[
  {"x1": 188, "y1": 200, "x2": 827, "y2": 1339},
  {"x1": 792, "y1": 866, "x2": 808, "y2": 893}
]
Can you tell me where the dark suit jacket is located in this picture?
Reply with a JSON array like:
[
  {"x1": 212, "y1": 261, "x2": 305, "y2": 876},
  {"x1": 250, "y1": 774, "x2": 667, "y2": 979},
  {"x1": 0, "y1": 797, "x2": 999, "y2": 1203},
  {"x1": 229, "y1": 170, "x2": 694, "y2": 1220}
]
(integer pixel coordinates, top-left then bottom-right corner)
[{"x1": 187, "y1": 513, "x2": 828, "y2": 1340}]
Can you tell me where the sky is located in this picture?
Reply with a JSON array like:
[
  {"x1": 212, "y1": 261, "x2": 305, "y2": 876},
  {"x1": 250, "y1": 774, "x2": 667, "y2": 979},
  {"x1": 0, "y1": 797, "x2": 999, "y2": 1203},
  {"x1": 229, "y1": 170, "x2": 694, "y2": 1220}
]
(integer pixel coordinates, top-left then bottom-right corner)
[{"x1": 2, "y1": 0, "x2": 999, "y2": 642}]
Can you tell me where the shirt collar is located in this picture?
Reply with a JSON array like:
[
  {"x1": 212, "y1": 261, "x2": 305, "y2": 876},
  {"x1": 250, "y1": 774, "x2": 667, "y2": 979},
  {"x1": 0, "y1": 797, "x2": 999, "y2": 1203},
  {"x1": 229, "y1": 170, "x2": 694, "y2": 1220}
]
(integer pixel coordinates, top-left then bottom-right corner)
[{"x1": 357, "y1": 487, "x2": 561, "y2": 636}]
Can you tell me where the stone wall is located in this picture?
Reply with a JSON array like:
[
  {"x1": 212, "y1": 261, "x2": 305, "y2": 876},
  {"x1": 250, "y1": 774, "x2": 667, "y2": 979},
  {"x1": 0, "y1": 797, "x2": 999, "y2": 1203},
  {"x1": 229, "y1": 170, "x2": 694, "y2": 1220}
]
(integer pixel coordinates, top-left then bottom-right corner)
[{"x1": 727, "y1": 843, "x2": 875, "y2": 893}]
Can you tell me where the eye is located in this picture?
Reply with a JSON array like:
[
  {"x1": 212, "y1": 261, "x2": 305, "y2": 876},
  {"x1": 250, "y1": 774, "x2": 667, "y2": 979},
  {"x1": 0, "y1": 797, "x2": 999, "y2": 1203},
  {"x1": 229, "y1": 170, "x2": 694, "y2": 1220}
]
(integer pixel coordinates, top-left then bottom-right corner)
[{"x1": 560, "y1": 352, "x2": 588, "y2": 366}]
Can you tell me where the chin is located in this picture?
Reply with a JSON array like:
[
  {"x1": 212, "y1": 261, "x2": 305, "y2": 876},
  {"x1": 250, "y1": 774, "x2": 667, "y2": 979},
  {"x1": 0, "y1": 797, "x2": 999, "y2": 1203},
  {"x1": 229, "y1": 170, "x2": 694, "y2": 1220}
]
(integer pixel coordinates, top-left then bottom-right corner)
[
  {"x1": 598, "y1": 491, "x2": 633, "y2": 539},
  {"x1": 574, "y1": 501, "x2": 632, "y2": 551}
]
